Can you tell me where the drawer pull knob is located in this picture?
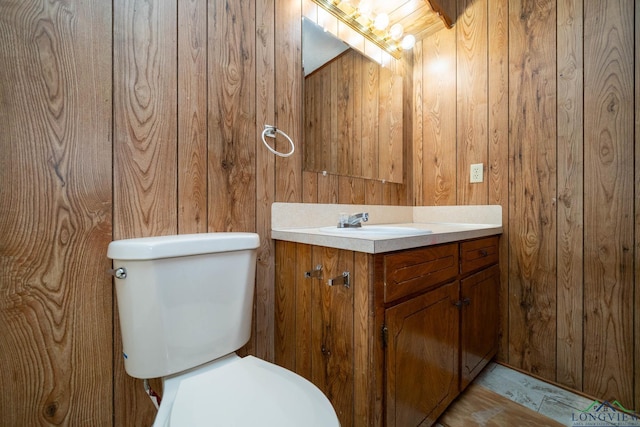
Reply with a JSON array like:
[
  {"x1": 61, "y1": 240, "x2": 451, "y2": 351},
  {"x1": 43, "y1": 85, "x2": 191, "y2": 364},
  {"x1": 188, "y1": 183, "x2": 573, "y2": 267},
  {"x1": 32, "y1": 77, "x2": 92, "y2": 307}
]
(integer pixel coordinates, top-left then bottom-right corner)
[{"x1": 479, "y1": 249, "x2": 488, "y2": 257}]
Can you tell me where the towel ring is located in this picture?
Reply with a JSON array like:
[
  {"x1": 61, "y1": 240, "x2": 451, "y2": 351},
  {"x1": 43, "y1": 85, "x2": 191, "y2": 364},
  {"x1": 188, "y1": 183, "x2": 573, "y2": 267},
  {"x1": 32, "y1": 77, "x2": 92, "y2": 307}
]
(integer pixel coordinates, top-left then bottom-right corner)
[{"x1": 261, "y1": 125, "x2": 295, "y2": 157}]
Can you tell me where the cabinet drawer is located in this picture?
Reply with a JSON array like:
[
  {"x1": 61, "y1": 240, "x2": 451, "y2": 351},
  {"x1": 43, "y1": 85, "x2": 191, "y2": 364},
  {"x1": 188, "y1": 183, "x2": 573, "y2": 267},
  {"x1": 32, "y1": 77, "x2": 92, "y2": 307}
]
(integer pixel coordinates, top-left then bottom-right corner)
[
  {"x1": 460, "y1": 236, "x2": 499, "y2": 275},
  {"x1": 383, "y1": 243, "x2": 458, "y2": 303}
]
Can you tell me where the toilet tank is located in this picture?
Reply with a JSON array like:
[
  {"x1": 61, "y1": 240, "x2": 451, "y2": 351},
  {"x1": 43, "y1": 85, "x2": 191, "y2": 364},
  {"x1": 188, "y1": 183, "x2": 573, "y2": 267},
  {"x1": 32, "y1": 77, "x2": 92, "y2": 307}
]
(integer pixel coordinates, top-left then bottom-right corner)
[{"x1": 107, "y1": 233, "x2": 259, "y2": 379}]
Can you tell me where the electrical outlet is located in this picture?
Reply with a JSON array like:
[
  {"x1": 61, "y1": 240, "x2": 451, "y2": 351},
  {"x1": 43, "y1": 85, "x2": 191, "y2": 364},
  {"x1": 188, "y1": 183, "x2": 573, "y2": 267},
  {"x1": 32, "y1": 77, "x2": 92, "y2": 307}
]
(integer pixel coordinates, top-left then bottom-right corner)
[{"x1": 470, "y1": 163, "x2": 483, "y2": 183}]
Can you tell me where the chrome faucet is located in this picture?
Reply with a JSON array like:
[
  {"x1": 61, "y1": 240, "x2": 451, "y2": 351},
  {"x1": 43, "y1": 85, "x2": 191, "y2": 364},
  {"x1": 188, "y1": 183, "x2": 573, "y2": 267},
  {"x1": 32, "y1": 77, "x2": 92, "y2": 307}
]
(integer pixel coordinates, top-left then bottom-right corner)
[{"x1": 338, "y1": 212, "x2": 369, "y2": 228}]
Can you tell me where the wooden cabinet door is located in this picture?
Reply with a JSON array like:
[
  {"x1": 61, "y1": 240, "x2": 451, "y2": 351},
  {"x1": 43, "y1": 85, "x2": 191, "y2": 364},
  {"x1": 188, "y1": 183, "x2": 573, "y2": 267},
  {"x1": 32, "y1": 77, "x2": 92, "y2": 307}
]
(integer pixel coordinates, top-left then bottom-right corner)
[
  {"x1": 460, "y1": 264, "x2": 500, "y2": 390},
  {"x1": 311, "y1": 246, "x2": 355, "y2": 427},
  {"x1": 385, "y1": 281, "x2": 460, "y2": 427}
]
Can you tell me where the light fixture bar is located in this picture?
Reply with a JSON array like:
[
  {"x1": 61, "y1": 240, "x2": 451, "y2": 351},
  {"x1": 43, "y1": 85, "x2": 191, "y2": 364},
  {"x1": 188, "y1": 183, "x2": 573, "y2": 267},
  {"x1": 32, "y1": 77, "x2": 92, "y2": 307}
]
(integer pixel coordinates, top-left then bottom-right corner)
[{"x1": 310, "y1": 0, "x2": 403, "y2": 59}]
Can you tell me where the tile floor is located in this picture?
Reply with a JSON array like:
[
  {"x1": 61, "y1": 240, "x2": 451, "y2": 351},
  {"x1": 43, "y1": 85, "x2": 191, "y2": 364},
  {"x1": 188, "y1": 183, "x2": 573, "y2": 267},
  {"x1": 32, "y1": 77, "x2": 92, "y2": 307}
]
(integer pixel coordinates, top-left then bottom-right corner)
[{"x1": 445, "y1": 362, "x2": 640, "y2": 427}]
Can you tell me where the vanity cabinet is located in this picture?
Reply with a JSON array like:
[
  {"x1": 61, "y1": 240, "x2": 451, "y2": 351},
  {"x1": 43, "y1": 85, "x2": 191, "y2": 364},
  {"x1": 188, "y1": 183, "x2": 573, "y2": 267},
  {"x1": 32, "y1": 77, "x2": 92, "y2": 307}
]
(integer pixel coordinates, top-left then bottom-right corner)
[{"x1": 274, "y1": 235, "x2": 500, "y2": 427}]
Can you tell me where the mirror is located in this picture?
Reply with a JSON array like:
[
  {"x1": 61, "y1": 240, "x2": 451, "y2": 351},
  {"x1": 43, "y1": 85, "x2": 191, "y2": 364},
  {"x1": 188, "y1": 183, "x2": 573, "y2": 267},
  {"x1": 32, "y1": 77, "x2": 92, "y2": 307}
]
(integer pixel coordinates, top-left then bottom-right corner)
[{"x1": 302, "y1": 18, "x2": 404, "y2": 183}]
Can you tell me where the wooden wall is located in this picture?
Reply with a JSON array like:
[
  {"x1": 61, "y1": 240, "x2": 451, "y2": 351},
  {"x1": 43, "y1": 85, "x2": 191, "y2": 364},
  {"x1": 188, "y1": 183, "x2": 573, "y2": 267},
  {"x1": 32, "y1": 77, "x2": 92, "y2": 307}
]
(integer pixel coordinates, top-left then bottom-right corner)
[
  {"x1": 0, "y1": 0, "x2": 113, "y2": 425},
  {"x1": 0, "y1": 0, "x2": 407, "y2": 425},
  {"x1": 2, "y1": 0, "x2": 638, "y2": 425},
  {"x1": 413, "y1": 0, "x2": 639, "y2": 410}
]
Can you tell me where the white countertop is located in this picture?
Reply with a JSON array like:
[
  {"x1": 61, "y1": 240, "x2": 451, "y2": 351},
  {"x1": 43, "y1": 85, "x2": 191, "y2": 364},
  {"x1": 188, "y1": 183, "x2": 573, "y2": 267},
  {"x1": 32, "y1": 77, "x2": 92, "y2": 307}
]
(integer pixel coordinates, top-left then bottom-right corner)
[{"x1": 271, "y1": 203, "x2": 503, "y2": 254}]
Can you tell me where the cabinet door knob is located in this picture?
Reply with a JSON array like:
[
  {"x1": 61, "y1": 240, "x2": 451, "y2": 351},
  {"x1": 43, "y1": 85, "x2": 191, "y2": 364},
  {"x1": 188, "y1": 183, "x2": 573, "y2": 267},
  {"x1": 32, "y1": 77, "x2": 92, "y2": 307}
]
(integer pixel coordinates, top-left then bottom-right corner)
[
  {"x1": 321, "y1": 345, "x2": 331, "y2": 356},
  {"x1": 453, "y1": 300, "x2": 463, "y2": 308}
]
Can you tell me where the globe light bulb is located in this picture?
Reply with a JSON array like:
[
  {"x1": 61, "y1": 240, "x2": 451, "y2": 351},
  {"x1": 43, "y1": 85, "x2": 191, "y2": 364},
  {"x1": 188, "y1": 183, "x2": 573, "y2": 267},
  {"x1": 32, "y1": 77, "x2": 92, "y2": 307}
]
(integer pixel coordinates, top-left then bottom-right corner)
[
  {"x1": 373, "y1": 13, "x2": 389, "y2": 31},
  {"x1": 358, "y1": 1, "x2": 372, "y2": 19},
  {"x1": 389, "y1": 23, "x2": 403, "y2": 40},
  {"x1": 401, "y1": 34, "x2": 416, "y2": 50}
]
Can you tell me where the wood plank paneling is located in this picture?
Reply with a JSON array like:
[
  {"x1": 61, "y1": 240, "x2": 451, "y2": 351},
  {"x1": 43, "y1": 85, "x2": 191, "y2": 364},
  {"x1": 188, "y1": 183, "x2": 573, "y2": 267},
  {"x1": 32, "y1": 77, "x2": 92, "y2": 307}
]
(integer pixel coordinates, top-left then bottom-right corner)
[
  {"x1": 583, "y1": 0, "x2": 634, "y2": 406},
  {"x1": 256, "y1": 0, "x2": 277, "y2": 361},
  {"x1": 353, "y1": 252, "x2": 373, "y2": 425},
  {"x1": 456, "y1": 0, "x2": 488, "y2": 205},
  {"x1": 295, "y1": 243, "x2": 314, "y2": 380},
  {"x1": 0, "y1": 0, "x2": 113, "y2": 424},
  {"x1": 275, "y1": 0, "x2": 302, "y2": 204},
  {"x1": 507, "y1": 0, "x2": 557, "y2": 379},
  {"x1": 415, "y1": 0, "x2": 639, "y2": 410},
  {"x1": 113, "y1": 0, "x2": 178, "y2": 424},
  {"x1": 635, "y1": 1, "x2": 640, "y2": 412},
  {"x1": 633, "y1": 1, "x2": 640, "y2": 411},
  {"x1": 556, "y1": 0, "x2": 583, "y2": 390},
  {"x1": 412, "y1": 41, "x2": 424, "y2": 206},
  {"x1": 178, "y1": 0, "x2": 207, "y2": 234},
  {"x1": 114, "y1": 0, "x2": 178, "y2": 239},
  {"x1": 311, "y1": 247, "x2": 354, "y2": 427},
  {"x1": 208, "y1": 0, "x2": 256, "y2": 233},
  {"x1": 419, "y1": 23, "x2": 457, "y2": 206},
  {"x1": 274, "y1": 241, "x2": 297, "y2": 370},
  {"x1": 362, "y1": 54, "x2": 380, "y2": 181},
  {"x1": 486, "y1": 0, "x2": 509, "y2": 362}
]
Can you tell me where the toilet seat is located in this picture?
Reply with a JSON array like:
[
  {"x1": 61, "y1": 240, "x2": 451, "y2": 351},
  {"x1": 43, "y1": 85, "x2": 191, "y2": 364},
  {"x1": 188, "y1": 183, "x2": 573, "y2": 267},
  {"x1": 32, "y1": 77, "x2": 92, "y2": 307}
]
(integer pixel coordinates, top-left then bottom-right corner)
[{"x1": 168, "y1": 356, "x2": 340, "y2": 426}]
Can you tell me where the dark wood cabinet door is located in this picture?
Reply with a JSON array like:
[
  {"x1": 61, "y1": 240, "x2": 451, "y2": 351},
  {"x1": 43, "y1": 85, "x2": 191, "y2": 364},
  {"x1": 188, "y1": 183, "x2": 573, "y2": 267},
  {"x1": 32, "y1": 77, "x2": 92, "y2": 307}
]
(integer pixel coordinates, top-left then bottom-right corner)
[
  {"x1": 385, "y1": 281, "x2": 460, "y2": 427},
  {"x1": 311, "y1": 246, "x2": 355, "y2": 427},
  {"x1": 460, "y1": 264, "x2": 500, "y2": 390}
]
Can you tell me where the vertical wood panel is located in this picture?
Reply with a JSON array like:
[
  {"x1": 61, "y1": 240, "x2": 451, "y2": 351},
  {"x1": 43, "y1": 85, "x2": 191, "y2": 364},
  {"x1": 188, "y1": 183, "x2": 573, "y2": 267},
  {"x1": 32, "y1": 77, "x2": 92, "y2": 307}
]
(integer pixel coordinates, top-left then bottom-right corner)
[
  {"x1": 302, "y1": 170, "x2": 319, "y2": 202},
  {"x1": 338, "y1": 176, "x2": 366, "y2": 204},
  {"x1": 487, "y1": 0, "x2": 509, "y2": 362},
  {"x1": 114, "y1": 0, "x2": 177, "y2": 424},
  {"x1": 256, "y1": 0, "x2": 276, "y2": 360},
  {"x1": 411, "y1": 40, "x2": 424, "y2": 206},
  {"x1": 208, "y1": 0, "x2": 256, "y2": 233},
  {"x1": 364, "y1": 180, "x2": 384, "y2": 205},
  {"x1": 353, "y1": 252, "x2": 373, "y2": 425},
  {"x1": 420, "y1": 28, "x2": 457, "y2": 206},
  {"x1": 295, "y1": 243, "x2": 313, "y2": 380},
  {"x1": 114, "y1": 0, "x2": 178, "y2": 239},
  {"x1": 456, "y1": 0, "x2": 488, "y2": 205},
  {"x1": 311, "y1": 247, "x2": 354, "y2": 427},
  {"x1": 635, "y1": 1, "x2": 640, "y2": 411},
  {"x1": 337, "y1": 53, "x2": 354, "y2": 177},
  {"x1": 378, "y1": 64, "x2": 404, "y2": 184},
  {"x1": 362, "y1": 55, "x2": 380, "y2": 181},
  {"x1": 317, "y1": 173, "x2": 340, "y2": 204},
  {"x1": 275, "y1": 0, "x2": 302, "y2": 203},
  {"x1": 178, "y1": 0, "x2": 207, "y2": 234},
  {"x1": 583, "y1": 0, "x2": 634, "y2": 406},
  {"x1": 0, "y1": 0, "x2": 113, "y2": 424},
  {"x1": 274, "y1": 241, "x2": 297, "y2": 370},
  {"x1": 507, "y1": 0, "x2": 557, "y2": 379},
  {"x1": 556, "y1": 0, "x2": 583, "y2": 390}
]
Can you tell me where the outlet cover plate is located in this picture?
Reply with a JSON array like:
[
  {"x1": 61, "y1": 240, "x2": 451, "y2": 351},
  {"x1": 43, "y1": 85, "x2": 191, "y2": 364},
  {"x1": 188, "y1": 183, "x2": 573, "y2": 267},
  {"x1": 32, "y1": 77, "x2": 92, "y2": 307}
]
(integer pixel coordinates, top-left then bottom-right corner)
[{"x1": 470, "y1": 163, "x2": 483, "y2": 183}]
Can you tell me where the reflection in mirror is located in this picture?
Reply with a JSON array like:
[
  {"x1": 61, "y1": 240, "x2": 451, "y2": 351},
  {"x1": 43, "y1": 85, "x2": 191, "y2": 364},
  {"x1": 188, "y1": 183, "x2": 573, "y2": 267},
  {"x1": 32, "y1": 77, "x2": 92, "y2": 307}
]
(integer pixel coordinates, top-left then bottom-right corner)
[{"x1": 302, "y1": 18, "x2": 404, "y2": 183}]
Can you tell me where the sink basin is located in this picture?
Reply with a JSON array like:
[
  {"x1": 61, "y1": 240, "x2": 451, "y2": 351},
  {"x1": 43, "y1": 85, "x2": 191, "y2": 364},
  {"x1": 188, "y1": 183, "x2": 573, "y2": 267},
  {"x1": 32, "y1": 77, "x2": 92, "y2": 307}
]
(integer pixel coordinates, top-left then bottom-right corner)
[{"x1": 318, "y1": 225, "x2": 432, "y2": 236}]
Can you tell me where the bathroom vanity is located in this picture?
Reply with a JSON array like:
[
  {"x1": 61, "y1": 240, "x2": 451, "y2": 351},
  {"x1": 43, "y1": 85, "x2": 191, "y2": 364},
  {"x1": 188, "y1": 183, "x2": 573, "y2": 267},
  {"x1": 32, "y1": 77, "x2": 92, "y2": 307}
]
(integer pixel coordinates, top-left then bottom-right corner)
[{"x1": 272, "y1": 204, "x2": 502, "y2": 427}]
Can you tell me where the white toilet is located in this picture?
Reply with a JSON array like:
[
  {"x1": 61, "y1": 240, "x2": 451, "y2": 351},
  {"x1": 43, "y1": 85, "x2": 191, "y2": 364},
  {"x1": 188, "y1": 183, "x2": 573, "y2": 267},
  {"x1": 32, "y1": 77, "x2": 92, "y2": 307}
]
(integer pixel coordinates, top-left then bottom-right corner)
[{"x1": 107, "y1": 233, "x2": 340, "y2": 427}]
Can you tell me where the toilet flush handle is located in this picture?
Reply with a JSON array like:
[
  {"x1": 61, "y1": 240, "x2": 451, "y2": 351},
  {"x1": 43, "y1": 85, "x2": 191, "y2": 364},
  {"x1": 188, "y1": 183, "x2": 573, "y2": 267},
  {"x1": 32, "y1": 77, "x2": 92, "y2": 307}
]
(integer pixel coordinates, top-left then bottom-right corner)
[{"x1": 107, "y1": 267, "x2": 127, "y2": 279}]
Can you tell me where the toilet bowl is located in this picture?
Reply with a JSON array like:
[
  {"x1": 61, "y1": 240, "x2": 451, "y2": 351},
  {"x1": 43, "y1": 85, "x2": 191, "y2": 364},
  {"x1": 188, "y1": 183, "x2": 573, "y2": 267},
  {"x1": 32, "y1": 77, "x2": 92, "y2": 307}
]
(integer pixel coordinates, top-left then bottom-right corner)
[
  {"x1": 107, "y1": 233, "x2": 340, "y2": 426},
  {"x1": 156, "y1": 355, "x2": 338, "y2": 426}
]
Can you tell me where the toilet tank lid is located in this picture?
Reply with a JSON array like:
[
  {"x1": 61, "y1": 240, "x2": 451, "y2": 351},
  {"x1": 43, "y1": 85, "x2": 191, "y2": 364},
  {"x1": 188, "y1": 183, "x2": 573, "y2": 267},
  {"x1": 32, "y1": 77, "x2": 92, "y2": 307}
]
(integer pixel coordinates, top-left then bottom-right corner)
[{"x1": 107, "y1": 233, "x2": 260, "y2": 260}]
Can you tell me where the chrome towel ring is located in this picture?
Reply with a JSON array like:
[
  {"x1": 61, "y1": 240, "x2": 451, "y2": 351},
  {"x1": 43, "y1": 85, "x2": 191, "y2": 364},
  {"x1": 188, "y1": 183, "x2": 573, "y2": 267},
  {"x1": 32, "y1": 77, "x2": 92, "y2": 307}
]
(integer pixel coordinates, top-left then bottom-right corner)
[{"x1": 261, "y1": 125, "x2": 295, "y2": 157}]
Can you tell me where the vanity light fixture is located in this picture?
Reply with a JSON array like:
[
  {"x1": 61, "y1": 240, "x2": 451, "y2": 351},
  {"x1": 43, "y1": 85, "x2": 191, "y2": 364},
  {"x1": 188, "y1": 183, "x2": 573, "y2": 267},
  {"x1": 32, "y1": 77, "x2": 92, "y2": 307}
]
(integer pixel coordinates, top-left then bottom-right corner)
[{"x1": 310, "y1": 0, "x2": 414, "y2": 59}]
